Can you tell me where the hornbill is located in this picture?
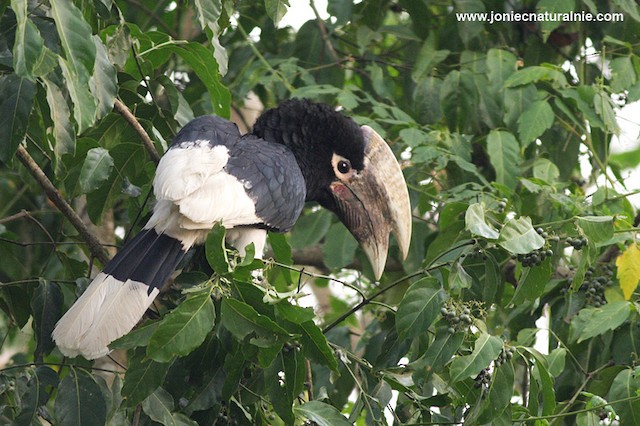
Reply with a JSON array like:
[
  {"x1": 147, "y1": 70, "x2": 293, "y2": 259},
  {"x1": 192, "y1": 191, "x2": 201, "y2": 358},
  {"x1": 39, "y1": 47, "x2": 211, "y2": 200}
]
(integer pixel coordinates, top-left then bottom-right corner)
[{"x1": 52, "y1": 99, "x2": 412, "y2": 359}]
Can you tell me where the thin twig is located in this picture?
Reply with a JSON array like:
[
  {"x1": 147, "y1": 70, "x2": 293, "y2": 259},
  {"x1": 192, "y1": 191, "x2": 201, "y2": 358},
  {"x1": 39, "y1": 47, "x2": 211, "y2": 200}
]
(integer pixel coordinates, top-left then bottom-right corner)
[
  {"x1": 15, "y1": 146, "x2": 110, "y2": 265},
  {"x1": 113, "y1": 99, "x2": 161, "y2": 164},
  {"x1": 309, "y1": 0, "x2": 340, "y2": 64}
]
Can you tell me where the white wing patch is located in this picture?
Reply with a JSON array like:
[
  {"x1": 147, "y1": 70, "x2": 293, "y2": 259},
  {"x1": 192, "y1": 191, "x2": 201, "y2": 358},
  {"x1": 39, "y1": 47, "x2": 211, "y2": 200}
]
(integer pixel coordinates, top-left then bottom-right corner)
[{"x1": 146, "y1": 143, "x2": 261, "y2": 249}]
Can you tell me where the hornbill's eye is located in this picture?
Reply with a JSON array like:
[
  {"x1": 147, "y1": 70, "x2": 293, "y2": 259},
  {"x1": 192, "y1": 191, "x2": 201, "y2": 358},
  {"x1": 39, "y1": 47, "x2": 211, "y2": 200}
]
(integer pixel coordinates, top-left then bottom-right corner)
[{"x1": 337, "y1": 160, "x2": 351, "y2": 174}]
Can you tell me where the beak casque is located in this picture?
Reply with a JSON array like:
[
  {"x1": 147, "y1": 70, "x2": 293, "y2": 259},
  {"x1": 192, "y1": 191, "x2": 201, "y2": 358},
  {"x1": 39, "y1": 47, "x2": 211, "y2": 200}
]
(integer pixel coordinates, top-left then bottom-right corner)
[{"x1": 330, "y1": 125, "x2": 412, "y2": 279}]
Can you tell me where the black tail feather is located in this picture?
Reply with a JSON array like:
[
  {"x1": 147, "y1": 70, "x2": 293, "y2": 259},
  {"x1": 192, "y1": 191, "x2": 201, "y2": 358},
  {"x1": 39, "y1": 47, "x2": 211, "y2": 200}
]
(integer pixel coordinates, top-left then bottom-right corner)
[{"x1": 103, "y1": 229, "x2": 186, "y2": 293}]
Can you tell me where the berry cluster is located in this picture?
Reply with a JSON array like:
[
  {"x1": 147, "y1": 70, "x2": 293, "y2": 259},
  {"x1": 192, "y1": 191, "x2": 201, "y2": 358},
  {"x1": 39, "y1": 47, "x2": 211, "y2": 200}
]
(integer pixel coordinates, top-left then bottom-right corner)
[
  {"x1": 567, "y1": 236, "x2": 588, "y2": 250},
  {"x1": 580, "y1": 265, "x2": 615, "y2": 307},
  {"x1": 516, "y1": 248, "x2": 554, "y2": 267},
  {"x1": 497, "y1": 198, "x2": 508, "y2": 213},
  {"x1": 495, "y1": 346, "x2": 516, "y2": 366},
  {"x1": 474, "y1": 368, "x2": 491, "y2": 389},
  {"x1": 440, "y1": 306, "x2": 473, "y2": 334}
]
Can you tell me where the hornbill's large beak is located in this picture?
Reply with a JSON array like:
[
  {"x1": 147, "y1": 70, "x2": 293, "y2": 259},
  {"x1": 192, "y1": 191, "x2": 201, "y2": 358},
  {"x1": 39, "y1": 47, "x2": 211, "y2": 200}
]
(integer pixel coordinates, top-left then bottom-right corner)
[{"x1": 330, "y1": 126, "x2": 412, "y2": 279}]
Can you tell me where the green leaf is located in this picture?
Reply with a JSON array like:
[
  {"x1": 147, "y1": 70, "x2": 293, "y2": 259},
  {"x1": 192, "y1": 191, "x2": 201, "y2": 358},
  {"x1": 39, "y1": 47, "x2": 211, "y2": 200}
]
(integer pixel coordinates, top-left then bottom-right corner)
[
  {"x1": 50, "y1": 0, "x2": 96, "y2": 77},
  {"x1": 396, "y1": 277, "x2": 447, "y2": 339},
  {"x1": 265, "y1": 0, "x2": 290, "y2": 26},
  {"x1": 79, "y1": 147, "x2": 114, "y2": 194},
  {"x1": 487, "y1": 130, "x2": 520, "y2": 190},
  {"x1": 503, "y1": 84, "x2": 538, "y2": 128},
  {"x1": 0, "y1": 75, "x2": 36, "y2": 162},
  {"x1": 169, "y1": 43, "x2": 230, "y2": 117},
  {"x1": 475, "y1": 362, "x2": 515, "y2": 424},
  {"x1": 570, "y1": 301, "x2": 631, "y2": 343},
  {"x1": 110, "y1": 320, "x2": 159, "y2": 351},
  {"x1": 142, "y1": 387, "x2": 198, "y2": 426},
  {"x1": 486, "y1": 48, "x2": 517, "y2": 91},
  {"x1": 43, "y1": 77, "x2": 75, "y2": 173},
  {"x1": 30, "y1": 279, "x2": 63, "y2": 358},
  {"x1": 295, "y1": 400, "x2": 352, "y2": 426},
  {"x1": 411, "y1": 328, "x2": 464, "y2": 384},
  {"x1": 11, "y1": 0, "x2": 45, "y2": 80},
  {"x1": 517, "y1": 100, "x2": 554, "y2": 146},
  {"x1": 610, "y1": 56, "x2": 637, "y2": 93},
  {"x1": 547, "y1": 348, "x2": 567, "y2": 377},
  {"x1": 205, "y1": 224, "x2": 229, "y2": 275},
  {"x1": 608, "y1": 367, "x2": 640, "y2": 424},
  {"x1": 533, "y1": 158, "x2": 559, "y2": 184},
  {"x1": 537, "y1": 0, "x2": 575, "y2": 40},
  {"x1": 299, "y1": 321, "x2": 339, "y2": 371},
  {"x1": 193, "y1": 0, "x2": 222, "y2": 30},
  {"x1": 454, "y1": 0, "x2": 485, "y2": 44},
  {"x1": 576, "y1": 216, "x2": 614, "y2": 244},
  {"x1": 613, "y1": 0, "x2": 640, "y2": 22},
  {"x1": 290, "y1": 209, "x2": 332, "y2": 249},
  {"x1": 503, "y1": 65, "x2": 568, "y2": 89},
  {"x1": 220, "y1": 298, "x2": 290, "y2": 348},
  {"x1": 323, "y1": 222, "x2": 358, "y2": 270},
  {"x1": 525, "y1": 349, "x2": 556, "y2": 415},
  {"x1": 449, "y1": 262, "x2": 472, "y2": 290},
  {"x1": 498, "y1": 217, "x2": 545, "y2": 254},
  {"x1": 15, "y1": 366, "x2": 59, "y2": 426},
  {"x1": 90, "y1": 36, "x2": 117, "y2": 121},
  {"x1": 54, "y1": 368, "x2": 107, "y2": 426},
  {"x1": 510, "y1": 258, "x2": 552, "y2": 305},
  {"x1": 266, "y1": 349, "x2": 305, "y2": 425},
  {"x1": 593, "y1": 92, "x2": 620, "y2": 134},
  {"x1": 440, "y1": 69, "x2": 477, "y2": 131},
  {"x1": 121, "y1": 348, "x2": 172, "y2": 406},
  {"x1": 147, "y1": 293, "x2": 216, "y2": 362},
  {"x1": 450, "y1": 333, "x2": 503, "y2": 383},
  {"x1": 60, "y1": 58, "x2": 97, "y2": 134}
]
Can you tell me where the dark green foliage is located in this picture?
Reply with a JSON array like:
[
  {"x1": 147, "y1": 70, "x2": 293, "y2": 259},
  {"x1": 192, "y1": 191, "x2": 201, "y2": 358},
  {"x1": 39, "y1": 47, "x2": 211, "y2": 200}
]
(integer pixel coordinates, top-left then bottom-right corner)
[{"x1": 0, "y1": 0, "x2": 640, "y2": 424}]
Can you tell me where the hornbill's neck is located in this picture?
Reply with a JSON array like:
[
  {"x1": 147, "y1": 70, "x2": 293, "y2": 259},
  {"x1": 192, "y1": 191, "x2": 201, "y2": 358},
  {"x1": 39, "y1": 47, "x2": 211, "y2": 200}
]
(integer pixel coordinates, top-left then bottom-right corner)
[{"x1": 251, "y1": 99, "x2": 366, "y2": 204}]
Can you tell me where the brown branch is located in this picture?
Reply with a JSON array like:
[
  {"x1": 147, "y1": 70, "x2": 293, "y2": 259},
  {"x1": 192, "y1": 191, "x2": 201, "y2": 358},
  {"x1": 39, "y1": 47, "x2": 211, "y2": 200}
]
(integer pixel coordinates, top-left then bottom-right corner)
[
  {"x1": 15, "y1": 146, "x2": 110, "y2": 265},
  {"x1": 310, "y1": 0, "x2": 341, "y2": 64},
  {"x1": 113, "y1": 98, "x2": 161, "y2": 164}
]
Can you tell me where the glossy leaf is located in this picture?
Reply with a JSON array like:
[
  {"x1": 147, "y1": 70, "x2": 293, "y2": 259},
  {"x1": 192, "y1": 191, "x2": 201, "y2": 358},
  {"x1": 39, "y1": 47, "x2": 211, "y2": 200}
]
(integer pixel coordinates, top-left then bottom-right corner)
[
  {"x1": 11, "y1": 0, "x2": 45, "y2": 80},
  {"x1": 30, "y1": 279, "x2": 63, "y2": 358},
  {"x1": 79, "y1": 147, "x2": 114, "y2": 194},
  {"x1": 89, "y1": 36, "x2": 117, "y2": 121},
  {"x1": 570, "y1": 301, "x2": 631, "y2": 343},
  {"x1": 608, "y1": 367, "x2": 640, "y2": 424},
  {"x1": 54, "y1": 369, "x2": 107, "y2": 426},
  {"x1": 50, "y1": 0, "x2": 96, "y2": 76},
  {"x1": 617, "y1": 243, "x2": 640, "y2": 299},
  {"x1": 220, "y1": 298, "x2": 290, "y2": 348},
  {"x1": 396, "y1": 277, "x2": 446, "y2": 339},
  {"x1": 576, "y1": 215, "x2": 614, "y2": 244},
  {"x1": 0, "y1": 75, "x2": 36, "y2": 162},
  {"x1": 265, "y1": 0, "x2": 290, "y2": 26},
  {"x1": 465, "y1": 203, "x2": 499, "y2": 240},
  {"x1": 122, "y1": 348, "x2": 172, "y2": 406},
  {"x1": 498, "y1": 217, "x2": 545, "y2": 254},
  {"x1": 487, "y1": 130, "x2": 520, "y2": 189},
  {"x1": 142, "y1": 387, "x2": 198, "y2": 426},
  {"x1": 147, "y1": 293, "x2": 216, "y2": 362},
  {"x1": 517, "y1": 100, "x2": 554, "y2": 146},
  {"x1": 15, "y1": 367, "x2": 58, "y2": 425},
  {"x1": 205, "y1": 224, "x2": 229, "y2": 275},
  {"x1": 295, "y1": 400, "x2": 352, "y2": 426},
  {"x1": 503, "y1": 65, "x2": 568, "y2": 89},
  {"x1": 266, "y1": 349, "x2": 305, "y2": 425},
  {"x1": 43, "y1": 77, "x2": 75, "y2": 173},
  {"x1": 450, "y1": 333, "x2": 503, "y2": 383}
]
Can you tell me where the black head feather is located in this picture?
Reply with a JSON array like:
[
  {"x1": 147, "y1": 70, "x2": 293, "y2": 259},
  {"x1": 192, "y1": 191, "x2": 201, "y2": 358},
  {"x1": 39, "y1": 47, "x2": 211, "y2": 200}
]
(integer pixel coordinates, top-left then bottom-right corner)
[{"x1": 252, "y1": 99, "x2": 366, "y2": 203}]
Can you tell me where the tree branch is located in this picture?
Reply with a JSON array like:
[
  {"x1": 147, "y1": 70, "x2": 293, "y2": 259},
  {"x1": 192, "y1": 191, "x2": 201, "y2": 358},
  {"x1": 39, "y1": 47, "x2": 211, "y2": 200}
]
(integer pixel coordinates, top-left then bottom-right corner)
[
  {"x1": 15, "y1": 146, "x2": 110, "y2": 265},
  {"x1": 113, "y1": 98, "x2": 161, "y2": 164}
]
